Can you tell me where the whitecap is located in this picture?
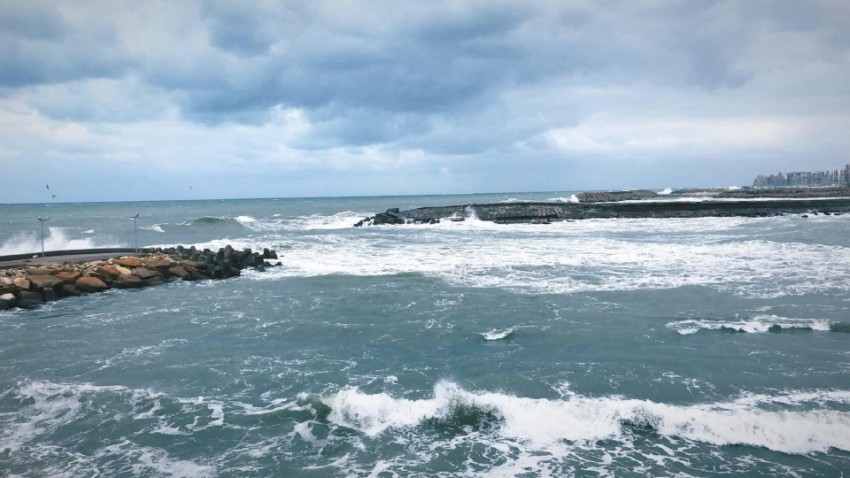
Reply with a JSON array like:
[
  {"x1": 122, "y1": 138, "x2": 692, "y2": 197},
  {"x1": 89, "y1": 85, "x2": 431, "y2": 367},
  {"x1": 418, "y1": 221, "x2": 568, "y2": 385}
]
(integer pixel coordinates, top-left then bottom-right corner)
[
  {"x1": 667, "y1": 315, "x2": 833, "y2": 335},
  {"x1": 0, "y1": 227, "x2": 123, "y2": 255},
  {"x1": 234, "y1": 215, "x2": 257, "y2": 225},
  {"x1": 481, "y1": 327, "x2": 516, "y2": 341},
  {"x1": 142, "y1": 224, "x2": 166, "y2": 233},
  {"x1": 321, "y1": 381, "x2": 850, "y2": 454}
]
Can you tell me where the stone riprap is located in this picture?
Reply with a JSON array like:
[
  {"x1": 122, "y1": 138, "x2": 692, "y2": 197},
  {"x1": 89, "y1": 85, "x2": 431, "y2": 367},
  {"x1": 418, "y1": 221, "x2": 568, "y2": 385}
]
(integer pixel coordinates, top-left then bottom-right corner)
[
  {"x1": 0, "y1": 245, "x2": 279, "y2": 310},
  {"x1": 354, "y1": 188, "x2": 850, "y2": 226}
]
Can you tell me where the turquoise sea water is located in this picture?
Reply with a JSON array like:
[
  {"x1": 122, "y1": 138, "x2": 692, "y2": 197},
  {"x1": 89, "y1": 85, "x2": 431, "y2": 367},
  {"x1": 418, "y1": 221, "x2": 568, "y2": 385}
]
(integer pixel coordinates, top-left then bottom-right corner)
[{"x1": 1, "y1": 194, "x2": 849, "y2": 477}]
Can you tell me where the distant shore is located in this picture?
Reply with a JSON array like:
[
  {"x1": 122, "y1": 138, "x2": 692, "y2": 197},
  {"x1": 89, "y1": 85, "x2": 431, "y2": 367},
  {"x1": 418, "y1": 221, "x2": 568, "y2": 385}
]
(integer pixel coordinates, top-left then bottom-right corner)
[{"x1": 357, "y1": 187, "x2": 850, "y2": 225}]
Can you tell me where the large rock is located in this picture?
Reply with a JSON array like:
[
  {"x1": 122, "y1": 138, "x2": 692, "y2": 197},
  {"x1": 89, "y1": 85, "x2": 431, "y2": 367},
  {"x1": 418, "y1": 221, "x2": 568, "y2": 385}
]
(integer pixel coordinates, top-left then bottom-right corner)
[
  {"x1": 371, "y1": 208, "x2": 407, "y2": 225},
  {"x1": 115, "y1": 256, "x2": 143, "y2": 268},
  {"x1": 98, "y1": 265, "x2": 123, "y2": 278},
  {"x1": 114, "y1": 274, "x2": 143, "y2": 288},
  {"x1": 0, "y1": 293, "x2": 16, "y2": 309},
  {"x1": 17, "y1": 290, "x2": 43, "y2": 309},
  {"x1": 13, "y1": 278, "x2": 31, "y2": 291},
  {"x1": 0, "y1": 276, "x2": 14, "y2": 287},
  {"x1": 132, "y1": 267, "x2": 161, "y2": 280},
  {"x1": 167, "y1": 266, "x2": 190, "y2": 280},
  {"x1": 146, "y1": 257, "x2": 173, "y2": 270},
  {"x1": 60, "y1": 284, "x2": 82, "y2": 297},
  {"x1": 75, "y1": 276, "x2": 109, "y2": 293},
  {"x1": 42, "y1": 288, "x2": 60, "y2": 302},
  {"x1": 55, "y1": 271, "x2": 82, "y2": 284},
  {"x1": 29, "y1": 275, "x2": 64, "y2": 292}
]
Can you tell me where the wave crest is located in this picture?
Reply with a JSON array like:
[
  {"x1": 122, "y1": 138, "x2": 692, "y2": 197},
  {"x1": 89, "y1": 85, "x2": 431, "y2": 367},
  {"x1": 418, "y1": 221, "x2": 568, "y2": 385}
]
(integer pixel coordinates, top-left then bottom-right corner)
[
  {"x1": 667, "y1": 315, "x2": 833, "y2": 335},
  {"x1": 320, "y1": 381, "x2": 850, "y2": 454}
]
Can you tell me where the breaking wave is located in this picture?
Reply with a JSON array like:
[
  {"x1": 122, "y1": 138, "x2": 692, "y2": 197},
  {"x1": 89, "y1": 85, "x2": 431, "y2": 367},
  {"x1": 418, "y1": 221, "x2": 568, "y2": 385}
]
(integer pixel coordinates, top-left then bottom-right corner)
[
  {"x1": 480, "y1": 327, "x2": 516, "y2": 341},
  {"x1": 667, "y1": 315, "x2": 834, "y2": 335},
  {"x1": 0, "y1": 227, "x2": 122, "y2": 256},
  {"x1": 321, "y1": 381, "x2": 850, "y2": 455}
]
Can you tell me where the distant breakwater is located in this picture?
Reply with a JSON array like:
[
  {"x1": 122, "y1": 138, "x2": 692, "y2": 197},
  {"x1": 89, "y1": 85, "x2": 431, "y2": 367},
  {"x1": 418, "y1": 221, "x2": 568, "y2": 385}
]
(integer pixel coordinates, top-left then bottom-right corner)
[
  {"x1": 0, "y1": 245, "x2": 279, "y2": 310},
  {"x1": 356, "y1": 188, "x2": 850, "y2": 226}
]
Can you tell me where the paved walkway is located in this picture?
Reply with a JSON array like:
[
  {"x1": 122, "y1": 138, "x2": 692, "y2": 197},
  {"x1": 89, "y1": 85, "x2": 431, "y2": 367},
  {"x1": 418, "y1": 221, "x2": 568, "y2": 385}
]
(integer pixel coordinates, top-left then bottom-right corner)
[{"x1": 0, "y1": 251, "x2": 143, "y2": 269}]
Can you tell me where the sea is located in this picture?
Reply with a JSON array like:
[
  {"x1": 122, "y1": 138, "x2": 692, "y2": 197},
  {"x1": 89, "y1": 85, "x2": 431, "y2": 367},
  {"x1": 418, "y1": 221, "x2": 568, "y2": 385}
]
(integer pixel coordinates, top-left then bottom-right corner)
[{"x1": 1, "y1": 192, "x2": 849, "y2": 477}]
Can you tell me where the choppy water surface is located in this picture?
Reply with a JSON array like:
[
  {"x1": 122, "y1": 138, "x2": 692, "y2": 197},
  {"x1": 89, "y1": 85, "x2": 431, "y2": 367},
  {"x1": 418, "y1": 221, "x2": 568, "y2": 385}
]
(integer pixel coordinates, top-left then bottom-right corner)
[{"x1": 1, "y1": 195, "x2": 849, "y2": 477}]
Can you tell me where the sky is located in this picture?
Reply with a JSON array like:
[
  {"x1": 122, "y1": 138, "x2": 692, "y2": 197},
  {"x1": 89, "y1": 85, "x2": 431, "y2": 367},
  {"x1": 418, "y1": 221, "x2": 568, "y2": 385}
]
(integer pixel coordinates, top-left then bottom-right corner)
[{"x1": 1, "y1": 0, "x2": 849, "y2": 203}]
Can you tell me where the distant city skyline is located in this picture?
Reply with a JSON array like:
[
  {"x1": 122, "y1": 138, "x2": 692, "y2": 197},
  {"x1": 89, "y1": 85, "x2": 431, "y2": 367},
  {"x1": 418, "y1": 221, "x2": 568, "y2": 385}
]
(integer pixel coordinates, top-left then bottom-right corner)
[
  {"x1": 2, "y1": 1, "x2": 850, "y2": 203},
  {"x1": 753, "y1": 164, "x2": 850, "y2": 188}
]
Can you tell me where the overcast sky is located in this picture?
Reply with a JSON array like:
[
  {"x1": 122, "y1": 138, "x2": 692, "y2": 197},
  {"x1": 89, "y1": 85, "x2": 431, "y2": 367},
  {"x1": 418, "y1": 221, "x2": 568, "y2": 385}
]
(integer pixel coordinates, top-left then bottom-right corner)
[{"x1": 2, "y1": 0, "x2": 849, "y2": 203}]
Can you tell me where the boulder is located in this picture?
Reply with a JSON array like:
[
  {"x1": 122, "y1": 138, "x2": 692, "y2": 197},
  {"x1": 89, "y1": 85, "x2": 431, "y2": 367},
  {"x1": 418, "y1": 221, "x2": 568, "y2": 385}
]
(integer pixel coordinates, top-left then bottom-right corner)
[
  {"x1": 13, "y1": 278, "x2": 31, "y2": 291},
  {"x1": 17, "y1": 290, "x2": 43, "y2": 309},
  {"x1": 371, "y1": 208, "x2": 407, "y2": 225},
  {"x1": 60, "y1": 284, "x2": 82, "y2": 297},
  {"x1": 29, "y1": 275, "x2": 64, "y2": 292},
  {"x1": 42, "y1": 288, "x2": 60, "y2": 302},
  {"x1": 0, "y1": 293, "x2": 16, "y2": 309},
  {"x1": 75, "y1": 276, "x2": 108, "y2": 293},
  {"x1": 98, "y1": 265, "x2": 123, "y2": 278},
  {"x1": 55, "y1": 271, "x2": 82, "y2": 284},
  {"x1": 167, "y1": 266, "x2": 190, "y2": 280},
  {"x1": 143, "y1": 277, "x2": 163, "y2": 287},
  {"x1": 114, "y1": 265, "x2": 132, "y2": 275},
  {"x1": 0, "y1": 276, "x2": 14, "y2": 287},
  {"x1": 115, "y1": 256, "x2": 143, "y2": 268},
  {"x1": 114, "y1": 274, "x2": 143, "y2": 288},
  {"x1": 132, "y1": 267, "x2": 161, "y2": 280},
  {"x1": 0, "y1": 283, "x2": 18, "y2": 295},
  {"x1": 146, "y1": 257, "x2": 173, "y2": 270}
]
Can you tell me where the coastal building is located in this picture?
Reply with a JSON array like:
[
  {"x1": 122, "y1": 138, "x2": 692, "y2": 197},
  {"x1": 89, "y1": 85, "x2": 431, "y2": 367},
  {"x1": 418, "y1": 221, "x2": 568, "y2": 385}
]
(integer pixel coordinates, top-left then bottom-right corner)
[{"x1": 753, "y1": 164, "x2": 850, "y2": 187}]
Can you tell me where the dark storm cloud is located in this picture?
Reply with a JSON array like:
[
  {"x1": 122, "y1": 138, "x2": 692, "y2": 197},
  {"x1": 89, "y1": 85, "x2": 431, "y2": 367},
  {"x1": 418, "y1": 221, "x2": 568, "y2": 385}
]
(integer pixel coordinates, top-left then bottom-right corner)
[
  {"x1": 0, "y1": 2, "x2": 129, "y2": 88},
  {"x1": 0, "y1": 1, "x2": 66, "y2": 41},
  {"x1": 2, "y1": 0, "x2": 850, "y2": 203}
]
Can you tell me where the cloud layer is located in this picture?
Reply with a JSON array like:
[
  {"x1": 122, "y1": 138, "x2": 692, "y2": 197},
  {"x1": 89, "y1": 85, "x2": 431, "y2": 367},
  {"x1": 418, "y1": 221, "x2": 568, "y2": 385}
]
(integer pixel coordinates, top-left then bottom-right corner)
[{"x1": 2, "y1": 0, "x2": 849, "y2": 202}]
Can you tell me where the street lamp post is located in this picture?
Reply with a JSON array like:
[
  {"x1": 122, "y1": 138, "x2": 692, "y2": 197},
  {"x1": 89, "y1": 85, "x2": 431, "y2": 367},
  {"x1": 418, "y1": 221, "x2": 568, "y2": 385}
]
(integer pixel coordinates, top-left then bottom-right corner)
[
  {"x1": 37, "y1": 216, "x2": 49, "y2": 257},
  {"x1": 131, "y1": 213, "x2": 140, "y2": 252}
]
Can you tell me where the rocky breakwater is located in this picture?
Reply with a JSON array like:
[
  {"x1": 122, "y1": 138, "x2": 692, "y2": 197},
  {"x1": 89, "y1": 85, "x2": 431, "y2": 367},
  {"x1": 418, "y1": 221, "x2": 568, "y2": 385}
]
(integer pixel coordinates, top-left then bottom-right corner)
[
  {"x1": 0, "y1": 245, "x2": 279, "y2": 310},
  {"x1": 354, "y1": 190, "x2": 850, "y2": 225}
]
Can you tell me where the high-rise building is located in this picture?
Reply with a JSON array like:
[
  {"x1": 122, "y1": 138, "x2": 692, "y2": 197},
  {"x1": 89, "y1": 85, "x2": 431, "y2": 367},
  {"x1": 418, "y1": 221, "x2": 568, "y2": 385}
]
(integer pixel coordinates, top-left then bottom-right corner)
[{"x1": 752, "y1": 164, "x2": 850, "y2": 187}]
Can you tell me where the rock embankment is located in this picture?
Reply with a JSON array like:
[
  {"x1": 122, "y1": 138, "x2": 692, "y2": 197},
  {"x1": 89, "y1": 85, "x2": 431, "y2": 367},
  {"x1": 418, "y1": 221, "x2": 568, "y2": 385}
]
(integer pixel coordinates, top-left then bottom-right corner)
[
  {"x1": 575, "y1": 190, "x2": 658, "y2": 203},
  {"x1": 355, "y1": 197, "x2": 850, "y2": 226},
  {"x1": 0, "y1": 245, "x2": 279, "y2": 310}
]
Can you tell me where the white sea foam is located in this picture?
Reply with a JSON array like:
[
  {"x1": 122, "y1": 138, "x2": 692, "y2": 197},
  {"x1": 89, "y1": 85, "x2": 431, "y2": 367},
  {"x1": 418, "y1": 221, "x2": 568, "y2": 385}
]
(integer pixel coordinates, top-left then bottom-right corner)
[
  {"x1": 142, "y1": 224, "x2": 166, "y2": 233},
  {"x1": 0, "y1": 227, "x2": 122, "y2": 255},
  {"x1": 323, "y1": 381, "x2": 850, "y2": 455},
  {"x1": 667, "y1": 315, "x2": 834, "y2": 335},
  {"x1": 658, "y1": 187, "x2": 673, "y2": 195},
  {"x1": 248, "y1": 216, "x2": 850, "y2": 298},
  {"x1": 481, "y1": 327, "x2": 516, "y2": 341},
  {"x1": 234, "y1": 215, "x2": 257, "y2": 225}
]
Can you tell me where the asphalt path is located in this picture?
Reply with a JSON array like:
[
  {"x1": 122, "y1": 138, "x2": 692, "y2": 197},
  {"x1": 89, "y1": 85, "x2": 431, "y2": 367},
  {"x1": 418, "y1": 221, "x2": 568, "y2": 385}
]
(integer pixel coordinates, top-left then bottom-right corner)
[{"x1": 0, "y1": 251, "x2": 144, "y2": 269}]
